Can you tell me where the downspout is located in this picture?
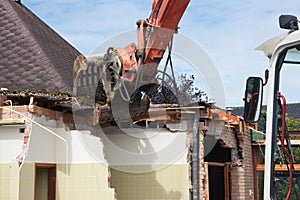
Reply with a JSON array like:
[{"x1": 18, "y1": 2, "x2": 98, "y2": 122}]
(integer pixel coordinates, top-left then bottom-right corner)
[{"x1": 192, "y1": 108, "x2": 200, "y2": 200}]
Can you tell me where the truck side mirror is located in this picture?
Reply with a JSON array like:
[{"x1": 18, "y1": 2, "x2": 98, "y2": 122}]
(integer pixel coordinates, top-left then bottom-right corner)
[
  {"x1": 244, "y1": 77, "x2": 263, "y2": 123},
  {"x1": 279, "y1": 15, "x2": 299, "y2": 31}
]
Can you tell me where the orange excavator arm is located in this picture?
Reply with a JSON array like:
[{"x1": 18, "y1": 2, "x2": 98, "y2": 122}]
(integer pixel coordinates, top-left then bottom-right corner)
[
  {"x1": 144, "y1": 0, "x2": 190, "y2": 61},
  {"x1": 117, "y1": 0, "x2": 190, "y2": 82}
]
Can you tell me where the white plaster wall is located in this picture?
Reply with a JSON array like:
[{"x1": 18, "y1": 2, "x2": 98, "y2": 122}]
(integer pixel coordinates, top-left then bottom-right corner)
[
  {"x1": 0, "y1": 126, "x2": 23, "y2": 163},
  {"x1": 25, "y1": 117, "x2": 107, "y2": 164},
  {"x1": 100, "y1": 127, "x2": 188, "y2": 166},
  {"x1": 56, "y1": 129, "x2": 108, "y2": 164},
  {"x1": 0, "y1": 116, "x2": 188, "y2": 168},
  {"x1": 25, "y1": 123, "x2": 56, "y2": 163}
]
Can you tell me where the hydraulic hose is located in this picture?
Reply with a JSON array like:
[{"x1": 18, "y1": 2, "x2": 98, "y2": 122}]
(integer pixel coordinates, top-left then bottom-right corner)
[{"x1": 277, "y1": 92, "x2": 293, "y2": 200}]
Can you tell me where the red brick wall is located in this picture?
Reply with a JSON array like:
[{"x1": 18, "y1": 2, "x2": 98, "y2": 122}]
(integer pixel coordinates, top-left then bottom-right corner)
[
  {"x1": 229, "y1": 124, "x2": 254, "y2": 200},
  {"x1": 202, "y1": 119, "x2": 254, "y2": 200}
]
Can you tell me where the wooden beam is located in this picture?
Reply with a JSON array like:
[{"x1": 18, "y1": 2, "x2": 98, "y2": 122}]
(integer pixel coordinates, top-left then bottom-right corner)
[
  {"x1": 256, "y1": 164, "x2": 300, "y2": 171},
  {"x1": 149, "y1": 105, "x2": 206, "y2": 111},
  {"x1": 35, "y1": 163, "x2": 56, "y2": 168},
  {"x1": 206, "y1": 162, "x2": 229, "y2": 167},
  {"x1": 224, "y1": 164, "x2": 230, "y2": 200},
  {"x1": 252, "y1": 139, "x2": 300, "y2": 146},
  {"x1": 289, "y1": 130, "x2": 300, "y2": 137}
]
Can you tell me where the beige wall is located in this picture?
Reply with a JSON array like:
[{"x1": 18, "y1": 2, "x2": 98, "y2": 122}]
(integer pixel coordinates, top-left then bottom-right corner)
[
  {"x1": 102, "y1": 127, "x2": 191, "y2": 200},
  {"x1": 19, "y1": 163, "x2": 35, "y2": 200},
  {"x1": 0, "y1": 163, "x2": 19, "y2": 200},
  {"x1": 0, "y1": 163, "x2": 36, "y2": 200},
  {"x1": 21, "y1": 118, "x2": 114, "y2": 200},
  {"x1": 0, "y1": 117, "x2": 115, "y2": 200},
  {"x1": 111, "y1": 164, "x2": 190, "y2": 200},
  {"x1": 1, "y1": 163, "x2": 115, "y2": 200},
  {"x1": 0, "y1": 126, "x2": 23, "y2": 200},
  {"x1": 56, "y1": 163, "x2": 115, "y2": 200}
]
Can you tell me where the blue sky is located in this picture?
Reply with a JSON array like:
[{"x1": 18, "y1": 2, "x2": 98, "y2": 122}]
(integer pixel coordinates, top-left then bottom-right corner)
[{"x1": 24, "y1": 0, "x2": 300, "y2": 107}]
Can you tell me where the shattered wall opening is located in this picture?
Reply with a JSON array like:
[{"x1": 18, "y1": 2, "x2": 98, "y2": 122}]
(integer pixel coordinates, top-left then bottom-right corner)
[
  {"x1": 204, "y1": 142, "x2": 231, "y2": 199},
  {"x1": 197, "y1": 110, "x2": 255, "y2": 200}
]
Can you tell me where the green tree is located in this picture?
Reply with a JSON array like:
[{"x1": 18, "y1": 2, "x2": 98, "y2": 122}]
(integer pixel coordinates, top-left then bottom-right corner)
[{"x1": 286, "y1": 115, "x2": 300, "y2": 131}]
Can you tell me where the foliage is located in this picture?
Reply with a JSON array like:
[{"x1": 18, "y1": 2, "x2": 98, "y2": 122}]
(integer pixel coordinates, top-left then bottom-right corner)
[
  {"x1": 152, "y1": 73, "x2": 208, "y2": 105},
  {"x1": 288, "y1": 115, "x2": 300, "y2": 164},
  {"x1": 275, "y1": 177, "x2": 300, "y2": 200},
  {"x1": 286, "y1": 115, "x2": 300, "y2": 131},
  {"x1": 257, "y1": 110, "x2": 267, "y2": 132},
  {"x1": 257, "y1": 110, "x2": 300, "y2": 132},
  {"x1": 175, "y1": 74, "x2": 208, "y2": 105}
]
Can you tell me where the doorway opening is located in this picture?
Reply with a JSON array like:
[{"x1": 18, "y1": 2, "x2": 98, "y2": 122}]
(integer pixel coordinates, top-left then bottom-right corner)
[
  {"x1": 204, "y1": 141, "x2": 231, "y2": 200},
  {"x1": 35, "y1": 164, "x2": 56, "y2": 200}
]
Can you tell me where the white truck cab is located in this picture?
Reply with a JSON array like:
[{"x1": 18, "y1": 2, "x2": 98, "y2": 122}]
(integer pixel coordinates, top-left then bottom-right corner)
[{"x1": 244, "y1": 15, "x2": 300, "y2": 199}]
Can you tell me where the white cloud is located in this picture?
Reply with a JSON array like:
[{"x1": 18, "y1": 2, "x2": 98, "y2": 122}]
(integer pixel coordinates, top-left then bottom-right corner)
[
  {"x1": 23, "y1": 0, "x2": 300, "y2": 106},
  {"x1": 180, "y1": 0, "x2": 300, "y2": 106}
]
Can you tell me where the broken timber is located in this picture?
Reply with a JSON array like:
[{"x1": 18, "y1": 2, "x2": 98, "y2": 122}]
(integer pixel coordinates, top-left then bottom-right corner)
[{"x1": 73, "y1": 104, "x2": 211, "y2": 129}]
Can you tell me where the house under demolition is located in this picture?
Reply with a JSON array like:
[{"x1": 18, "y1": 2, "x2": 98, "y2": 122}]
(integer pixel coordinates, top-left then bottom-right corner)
[{"x1": 0, "y1": 1, "x2": 265, "y2": 200}]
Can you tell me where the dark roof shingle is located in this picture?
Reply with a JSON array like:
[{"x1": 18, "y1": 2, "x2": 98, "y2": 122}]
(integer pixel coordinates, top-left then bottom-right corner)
[
  {"x1": 0, "y1": 0, "x2": 81, "y2": 94},
  {"x1": 232, "y1": 103, "x2": 300, "y2": 119}
]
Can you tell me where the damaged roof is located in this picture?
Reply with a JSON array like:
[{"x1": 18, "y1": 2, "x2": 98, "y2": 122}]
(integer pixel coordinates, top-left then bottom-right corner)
[{"x1": 0, "y1": 0, "x2": 81, "y2": 94}]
